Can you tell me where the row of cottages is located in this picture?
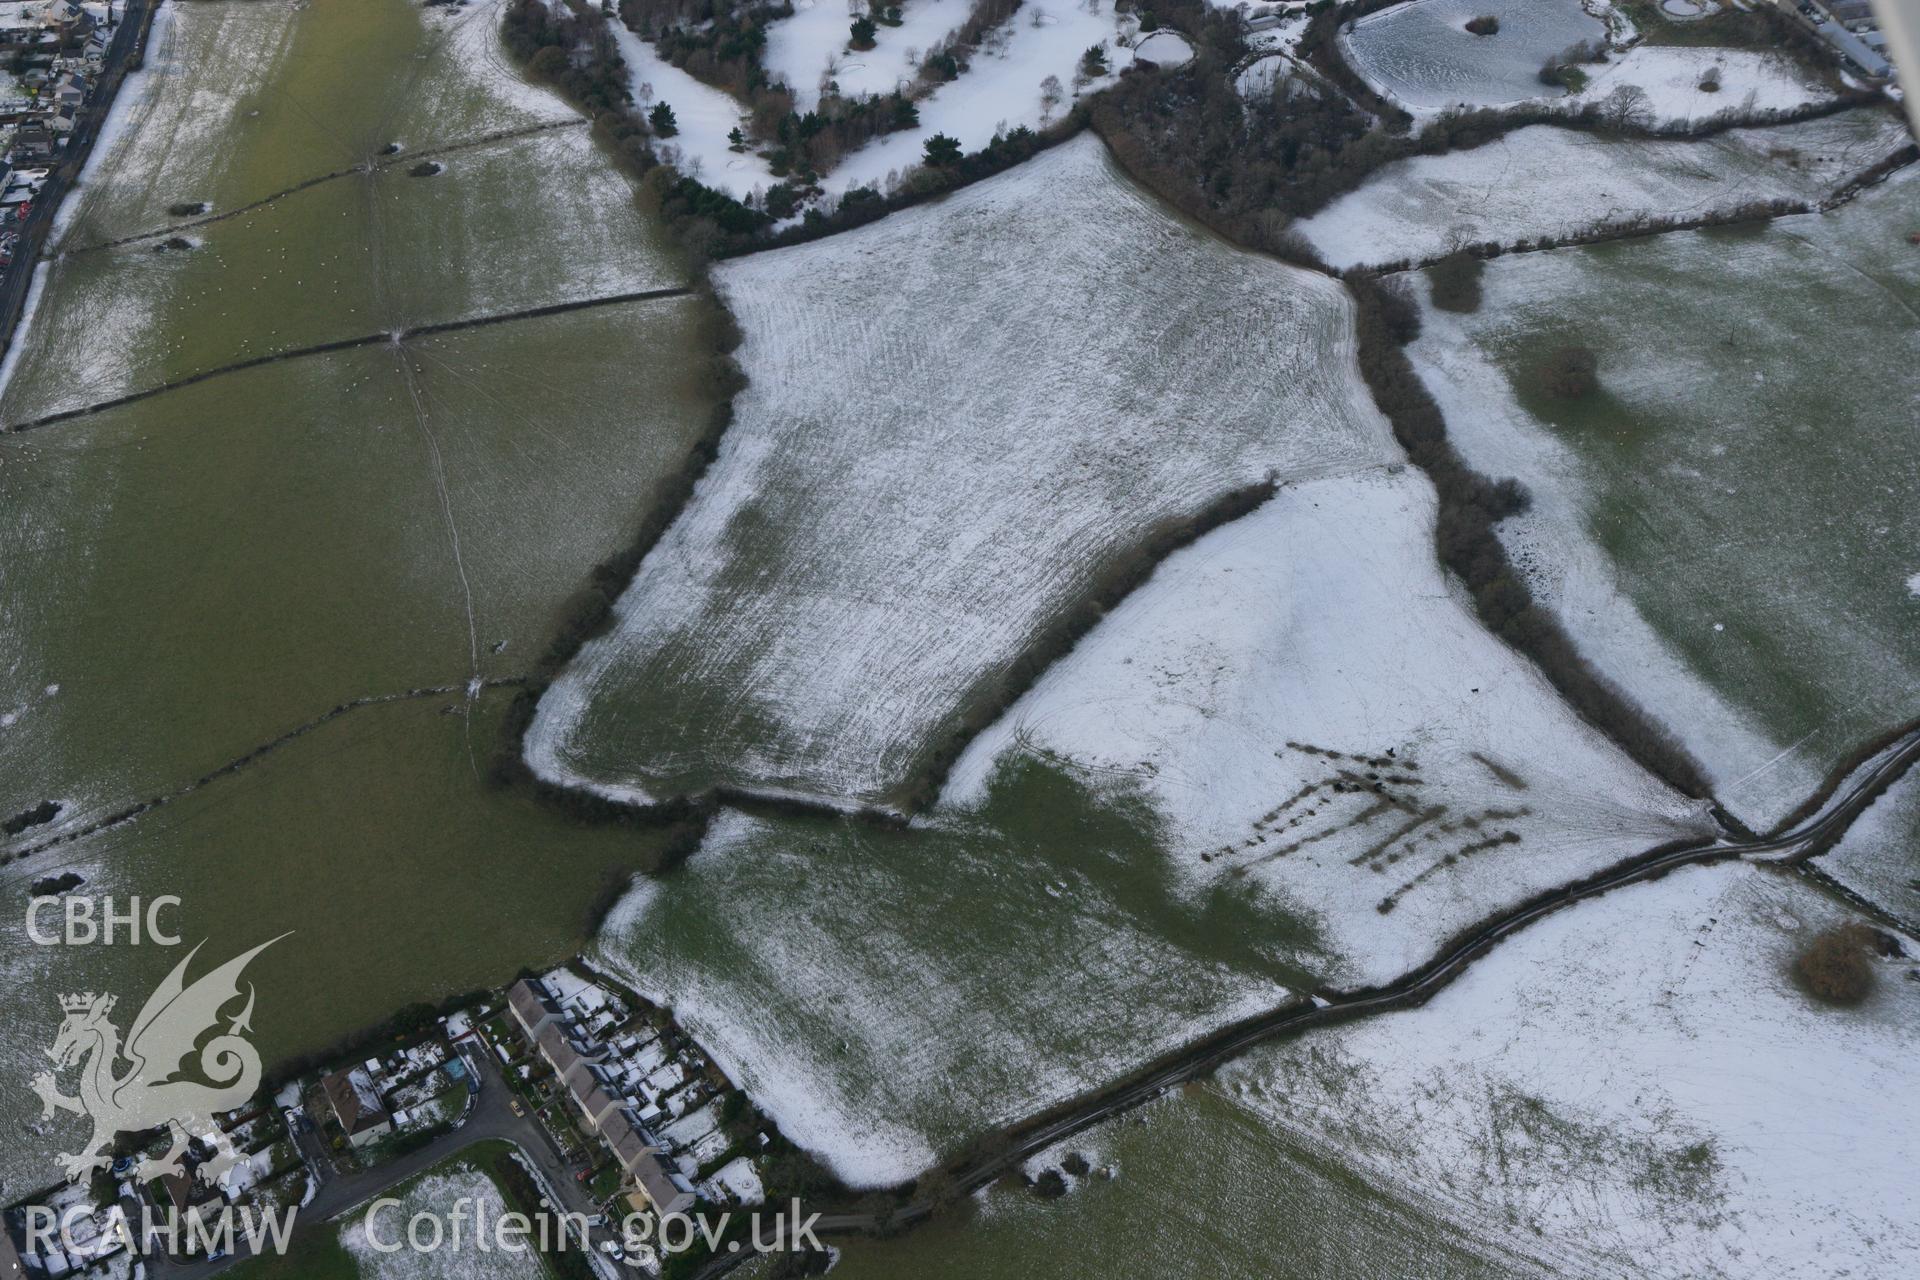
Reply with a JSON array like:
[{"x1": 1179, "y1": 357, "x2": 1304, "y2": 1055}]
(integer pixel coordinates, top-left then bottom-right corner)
[{"x1": 509, "y1": 977, "x2": 696, "y2": 1216}]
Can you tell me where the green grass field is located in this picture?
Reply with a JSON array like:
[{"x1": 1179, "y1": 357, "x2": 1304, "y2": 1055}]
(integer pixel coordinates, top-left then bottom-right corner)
[
  {"x1": 1410, "y1": 168, "x2": 1920, "y2": 823},
  {"x1": 0, "y1": 0, "x2": 712, "y2": 1190}
]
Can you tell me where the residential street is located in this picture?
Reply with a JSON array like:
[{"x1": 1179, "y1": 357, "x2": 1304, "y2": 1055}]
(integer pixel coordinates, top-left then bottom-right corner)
[
  {"x1": 152, "y1": 1042, "x2": 625, "y2": 1280},
  {"x1": 0, "y1": 0, "x2": 158, "y2": 359}
]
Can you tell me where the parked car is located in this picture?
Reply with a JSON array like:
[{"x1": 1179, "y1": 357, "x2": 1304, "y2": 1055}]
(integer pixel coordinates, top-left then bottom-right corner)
[{"x1": 509, "y1": 1097, "x2": 524, "y2": 1117}]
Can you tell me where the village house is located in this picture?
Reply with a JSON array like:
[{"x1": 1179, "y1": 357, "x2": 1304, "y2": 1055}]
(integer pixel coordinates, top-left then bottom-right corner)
[
  {"x1": 507, "y1": 976, "x2": 563, "y2": 1040},
  {"x1": 632, "y1": 1152, "x2": 697, "y2": 1217},
  {"x1": 148, "y1": 1169, "x2": 191, "y2": 1218},
  {"x1": 595, "y1": 1106, "x2": 692, "y2": 1214},
  {"x1": 597, "y1": 1106, "x2": 656, "y2": 1173},
  {"x1": 534, "y1": 1019, "x2": 600, "y2": 1079},
  {"x1": 560, "y1": 1059, "x2": 621, "y2": 1133},
  {"x1": 11, "y1": 123, "x2": 52, "y2": 160},
  {"x1": 143, "y1": 1167, "x2": 209, "y2": 1247},
  {"x1": 320, "y1": 1064, "x2": 393, "y2": 1149}
]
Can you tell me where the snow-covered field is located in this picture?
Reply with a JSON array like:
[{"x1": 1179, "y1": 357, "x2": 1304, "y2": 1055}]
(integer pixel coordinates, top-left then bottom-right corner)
[
  {"x1": 59, "y1": 0, "x2": 573, "y2": 251},
  {"x1": 1233, "y1": 861, "x2": 1920, "y2": 1278},
  {"x1": 1401, "y1": 166, "x2": 1920, "y2": 829},
  {"x1": 575, "y1": 345, "x2": 1708, "y2": 1191},
  {"x1": 51, "y1": 0, "x2": 298, "y2": 245},
  {"x1": 591, "y1": 800, "x2": 1297, "y2": 1187},
  {"x1": 822, "y1": 3, "x2": 1139, "y2": 193},
  {"x1": 607, "y1": 20, "x2": 775, "y2": 199},
  {"x1": 1341, "y1": 0, "x2": 1606, "y2": 113},
  {"x1": 1820, "y1": 766, "x2": 1920, "y2": 928},
  {"x1": 1342, "y1": 0, "x2": 1838, "y2": 125},
  {"x1": 765, "y1": 0, "x2": 970, "y2": 110},
  {"x1": 945, "y1": 467, "x2": 1713, "y2": 983},
  {"x1": 407, "y1": 0, "x2": 586, "y2": 140},
  {"x1": 1293, "y1": 107, "x2": 1907, "y2": 268},
  {"x1": 526, "y1": 135, "x2": 1394, "y2": 810},
  {"x1": 1575, "y1": 44, "x2": 1839, "y2": 126}
]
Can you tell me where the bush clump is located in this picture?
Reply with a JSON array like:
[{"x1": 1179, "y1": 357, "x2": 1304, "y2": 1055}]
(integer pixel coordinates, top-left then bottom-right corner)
[
  {"x1": 29, "y1": 870, "x2": 84, "y2": 896},
  {"x1": 1372, "y1": 274, "x2": 1423, "y2": 343},
  {"x1": 1031, "y1": 1168, "x2": 1069, "y2": 1199},
  {"x1": 4, "y1": 800, "x2": 62, "y2": 836},
  {"x1": 1797, "y1": 924, "x2": 1876, "y2": 1005},
  {"x1": 1428, "y1": 250, "x2": 1484, "y2": 312},
  {"x1": 1539, "y1": 344, "x2": 1599, "y2": 398},
  {"x1": 1539, "y1": 38, "x2": 1606, "y2": 89},
  {"x1": 1465, "y1": 15, "x2": 1500, "y2": 36}
]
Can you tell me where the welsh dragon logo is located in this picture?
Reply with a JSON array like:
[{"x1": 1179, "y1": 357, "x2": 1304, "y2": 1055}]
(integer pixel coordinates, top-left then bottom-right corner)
[{"x1": 32, "y1": 936, "x2": 287, "y2": 1185}]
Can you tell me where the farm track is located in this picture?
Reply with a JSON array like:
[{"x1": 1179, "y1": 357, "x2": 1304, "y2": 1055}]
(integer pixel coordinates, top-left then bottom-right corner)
[
  {"x1": 686, "y1": 720, "x2": 1920, "y2": 1274},
  {"x1": 0, "y1": 677, "x2": 528, "y2": 867},
  {"x1": 58, "y1": 118, "x2": 590, "y2": 257},
  {"x1": 0, "y1": 285, "x2": 692, "y2": 433}
]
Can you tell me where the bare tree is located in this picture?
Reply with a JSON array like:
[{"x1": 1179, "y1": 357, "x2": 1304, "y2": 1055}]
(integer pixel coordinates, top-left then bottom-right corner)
[
  {"x1": 1040, "y1": 73, "x2": 1064, "y2": 121},
  {"x1": 1600, "y1": 83, "x2": 1652, "y2": 132}
]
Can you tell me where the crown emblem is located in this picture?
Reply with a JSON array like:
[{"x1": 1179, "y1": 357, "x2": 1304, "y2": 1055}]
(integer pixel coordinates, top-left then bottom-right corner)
[{"x1": 60, "y1": 992, "x2": 112, "y2": 1015}]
